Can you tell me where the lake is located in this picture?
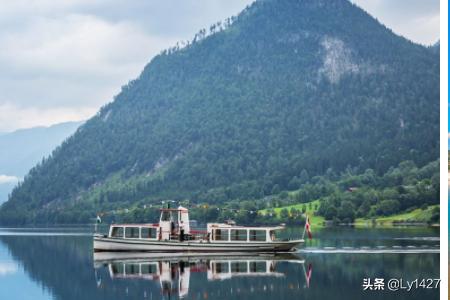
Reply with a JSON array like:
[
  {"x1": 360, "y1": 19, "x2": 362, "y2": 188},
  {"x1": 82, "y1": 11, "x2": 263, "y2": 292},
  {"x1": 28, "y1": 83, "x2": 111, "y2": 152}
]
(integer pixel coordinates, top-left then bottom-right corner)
[{"x1": 0, "y1": 226, "x2": 439, "y2": 300}]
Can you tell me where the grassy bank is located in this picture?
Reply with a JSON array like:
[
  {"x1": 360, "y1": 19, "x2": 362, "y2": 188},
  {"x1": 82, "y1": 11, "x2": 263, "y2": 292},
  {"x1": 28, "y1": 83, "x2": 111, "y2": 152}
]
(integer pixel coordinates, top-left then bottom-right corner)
[
  {"x1": 258, "y1": 200, "x2": 438, "y2": 228},
  {"x1": 355, "y1": 204, "x2": 439, "y2": 226},
  {"x1": 258, "y1": 200, "x2": 325, "y2": 227}
]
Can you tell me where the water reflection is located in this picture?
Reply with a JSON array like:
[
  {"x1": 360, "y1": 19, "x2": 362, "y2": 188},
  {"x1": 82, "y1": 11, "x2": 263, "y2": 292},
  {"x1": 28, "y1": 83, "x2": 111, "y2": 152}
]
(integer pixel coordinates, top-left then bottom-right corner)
[
  {"x1": 93, "y1": 253, "x2": 308, "y2": 299},
  {"x1": 0, "y1": 227, "x2": 440, "y2": 300}
]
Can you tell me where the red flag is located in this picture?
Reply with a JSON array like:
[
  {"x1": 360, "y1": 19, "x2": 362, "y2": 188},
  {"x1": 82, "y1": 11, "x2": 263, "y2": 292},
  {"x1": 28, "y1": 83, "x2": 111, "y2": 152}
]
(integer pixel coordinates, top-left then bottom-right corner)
[
  {"x1": 306, "y1": 264, "x2": 313, "y2": 288},
  {"x1": 305, "y1": 216, "x2": 312, "y2": 239}
]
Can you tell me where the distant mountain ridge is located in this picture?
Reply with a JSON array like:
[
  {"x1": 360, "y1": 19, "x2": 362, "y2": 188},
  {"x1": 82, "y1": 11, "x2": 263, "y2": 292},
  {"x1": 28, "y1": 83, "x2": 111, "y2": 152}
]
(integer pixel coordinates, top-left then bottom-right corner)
[
  {"x1": 0, "y1": 0, "x2": 439, "y2": 224},
  {"x1": 0, "y1": 121, "x2": 82, "y2": 204}
]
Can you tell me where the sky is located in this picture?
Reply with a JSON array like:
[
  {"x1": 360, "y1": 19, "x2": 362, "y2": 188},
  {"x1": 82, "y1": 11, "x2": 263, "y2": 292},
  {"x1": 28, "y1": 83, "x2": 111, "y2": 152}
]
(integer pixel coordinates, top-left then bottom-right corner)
[{"x1": 0, "y1": 0, "x2": 440, "y2": 133}]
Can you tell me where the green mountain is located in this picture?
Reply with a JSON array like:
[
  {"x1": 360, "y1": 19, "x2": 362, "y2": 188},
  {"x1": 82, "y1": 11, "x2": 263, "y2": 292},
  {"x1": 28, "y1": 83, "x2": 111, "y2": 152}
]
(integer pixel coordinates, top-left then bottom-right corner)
[{"x1": 0, "y1": 0, "x2": 439, "y2": 224}]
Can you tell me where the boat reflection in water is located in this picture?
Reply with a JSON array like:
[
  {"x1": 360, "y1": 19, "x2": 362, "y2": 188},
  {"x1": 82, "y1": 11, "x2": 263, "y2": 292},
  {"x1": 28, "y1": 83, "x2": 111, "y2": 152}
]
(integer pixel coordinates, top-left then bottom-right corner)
[{"x1": 93, "y1": 252, "x2": 309, "y2": 299}]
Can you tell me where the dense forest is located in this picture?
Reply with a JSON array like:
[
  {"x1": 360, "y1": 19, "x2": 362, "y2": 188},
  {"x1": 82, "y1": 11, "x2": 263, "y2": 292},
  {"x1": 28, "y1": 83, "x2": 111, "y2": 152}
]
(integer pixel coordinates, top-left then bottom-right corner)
[
  {"x1": 0, "y1": 0, "x2": 439, "y2": 225},
  {"x1": 63, "y1": 159, "x2": 439, "y2": 225}
]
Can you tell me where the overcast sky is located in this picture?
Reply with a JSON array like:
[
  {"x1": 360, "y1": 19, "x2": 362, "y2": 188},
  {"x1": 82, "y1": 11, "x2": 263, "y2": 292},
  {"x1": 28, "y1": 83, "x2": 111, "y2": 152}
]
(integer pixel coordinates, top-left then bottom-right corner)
[{"x1": 0, "y1": 0, "x2": 440, "y2": 132}]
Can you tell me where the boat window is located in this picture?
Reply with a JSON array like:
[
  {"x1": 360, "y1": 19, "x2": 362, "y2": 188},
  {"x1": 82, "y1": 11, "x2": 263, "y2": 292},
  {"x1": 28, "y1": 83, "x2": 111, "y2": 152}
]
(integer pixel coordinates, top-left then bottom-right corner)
[
  {"x1": 172, "y1": 211, "x2": 179, "y2": 223},
  {"x1": 230, "y1": 229, "x2": 247, "y2": 241},
  {"x1": 214, "y1": 229, "x2": 229, "y2": 241},
  {"x1": 125, "y1": 264, "x2": 140, "y2": 275},
  {"x1": 111, "y1": 263, "x2": 124, "y2": 275},
  {"x1": 141, "y1": 227, "x2": 157, "y2": 239},
  {"x1": 269, "y1": 230, "x2": 276, "y2": 241},
  {"x1": 125, "y1": 227, "x2": 140, "y2": 238},
  {"x1": 249, "y1": 261, "x2": 266, "y2": 272},
  {"x1": 141, "y1": 264, "x2": 158, "y2": 275},
  {"x1": 249, "y1": 230, "x2": 266, "y2": 241},
  {"x1": 161, "y1": 211, "x2": 171, "y2": 221},
  {"x1": 231, "y1": 262, "x2": 248, "y2": 273},
  {"x1": 213, "y1": 262, "x2": 229, "y2": 274},
  {"x1": 111, "y1": 227, "x2": 124, "y2": 238}
]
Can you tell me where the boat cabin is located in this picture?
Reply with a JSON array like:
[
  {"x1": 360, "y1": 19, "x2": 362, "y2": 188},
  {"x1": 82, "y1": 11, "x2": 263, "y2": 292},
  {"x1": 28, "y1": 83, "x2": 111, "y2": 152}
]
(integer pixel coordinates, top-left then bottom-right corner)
[
  {"x1": 106, "y1": 206, "x2": 286, "y2": 244},
  {"x1": 207, "y1": 223, "x2": 285, "y2": 243},
  {"x1": 108, "y1": 206, "x2": 191, "y2": 241},
  {"x1": 159, "y1": 206, "x2": 190, "y2": 240},
  {"x1": 108, "y1": 223, "x2": 160, "y2": 240}
]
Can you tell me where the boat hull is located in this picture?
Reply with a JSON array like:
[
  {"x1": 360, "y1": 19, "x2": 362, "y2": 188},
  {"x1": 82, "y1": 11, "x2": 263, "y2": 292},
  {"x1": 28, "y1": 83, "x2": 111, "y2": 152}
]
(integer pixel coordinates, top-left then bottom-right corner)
[{"x1": 93, "y1": 236, "x2": 303, "y2": 252}]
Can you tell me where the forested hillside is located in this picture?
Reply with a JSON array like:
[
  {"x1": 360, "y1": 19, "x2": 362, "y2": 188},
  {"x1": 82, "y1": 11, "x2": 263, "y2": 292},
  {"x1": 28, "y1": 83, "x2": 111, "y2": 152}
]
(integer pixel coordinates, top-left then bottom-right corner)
[{"x1": 0, "y1": 0, "x2": 439, "y2": 224}]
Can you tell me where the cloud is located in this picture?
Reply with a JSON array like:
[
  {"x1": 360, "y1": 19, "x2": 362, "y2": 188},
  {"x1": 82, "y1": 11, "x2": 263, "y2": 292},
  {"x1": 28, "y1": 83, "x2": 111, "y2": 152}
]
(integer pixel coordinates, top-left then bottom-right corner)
[
  {"x1": 0, "y1": 175, "x2": 21, "y2": 184},
  {"x1": 0, "y1": 262, "x2": 18, "y2": 276},
  {"x1": 0, "y1": 4, "x2": 182, "y2": 131},
  {"x1": 0, "y1": 14, "x2": 173, "y2": 77},
  {"x1": 352, "y1": 0, "x2": 440, "y2": 45},
  {"x1": 0, "y1": 13, "x2": 178, "y2": 108}
]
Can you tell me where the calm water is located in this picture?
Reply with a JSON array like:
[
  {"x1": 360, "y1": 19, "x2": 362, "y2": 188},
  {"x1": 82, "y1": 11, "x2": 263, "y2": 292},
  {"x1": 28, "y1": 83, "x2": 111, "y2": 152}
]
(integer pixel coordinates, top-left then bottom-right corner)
[{"x1": 0, "y1": 226, "x2": 439, "y2": 300}]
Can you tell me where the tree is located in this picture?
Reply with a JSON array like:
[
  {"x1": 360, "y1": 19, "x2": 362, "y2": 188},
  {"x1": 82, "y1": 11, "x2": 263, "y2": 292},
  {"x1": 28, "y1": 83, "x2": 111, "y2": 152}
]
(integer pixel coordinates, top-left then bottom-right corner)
[
  {"x1": 288, "y1": 176, "x2": 301, "y2": 190},
  {"x1": 300, "y1": 170, "x2": 309, "y2": 185},
  {"x1": 376, "y1": 200, "x2": 400, "y2": 216},
  {"x1": 290, "y1": 207, "x2": 300, "y2": 218},
  {"x1": 271, "y1": 184, "x2": 281, "y2": 195},
  {"x1": 337, "y1": 201, "x2": 355, "y2": 223},
  {"x1": 357, "y1": 199, "x2": 371, "y2": 217},
  {"x1": 280, "y1": 208, "x2": 289, "y2": 219},
  {"x1": 324, "y1": 205, "x2": 338, "y2": 220}
]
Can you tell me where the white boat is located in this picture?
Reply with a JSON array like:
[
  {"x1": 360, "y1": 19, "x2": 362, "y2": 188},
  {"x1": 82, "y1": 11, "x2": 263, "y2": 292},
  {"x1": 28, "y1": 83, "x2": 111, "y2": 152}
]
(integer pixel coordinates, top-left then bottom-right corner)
[{"x1": 93, "y1": 206, "x2": 304, "y2": 252}]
